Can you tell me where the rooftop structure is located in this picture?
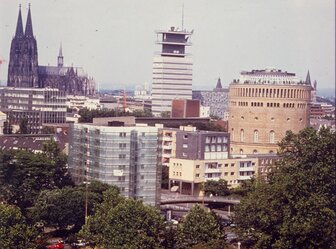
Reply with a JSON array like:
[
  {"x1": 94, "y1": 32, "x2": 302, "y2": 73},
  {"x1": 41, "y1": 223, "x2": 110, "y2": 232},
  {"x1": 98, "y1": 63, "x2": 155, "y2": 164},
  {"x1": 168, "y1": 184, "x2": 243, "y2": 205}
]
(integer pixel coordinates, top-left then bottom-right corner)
[{"x1": 233, "y1": 68, "x2": 307, "y2": 85}]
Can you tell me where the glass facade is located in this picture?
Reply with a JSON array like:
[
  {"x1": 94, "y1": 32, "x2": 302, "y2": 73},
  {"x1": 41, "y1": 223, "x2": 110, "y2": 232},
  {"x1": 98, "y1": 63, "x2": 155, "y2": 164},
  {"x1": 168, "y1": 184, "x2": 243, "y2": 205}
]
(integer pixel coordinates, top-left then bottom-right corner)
[{"x1": 69, "y1": 124, "x2": 161, "y2": 206}]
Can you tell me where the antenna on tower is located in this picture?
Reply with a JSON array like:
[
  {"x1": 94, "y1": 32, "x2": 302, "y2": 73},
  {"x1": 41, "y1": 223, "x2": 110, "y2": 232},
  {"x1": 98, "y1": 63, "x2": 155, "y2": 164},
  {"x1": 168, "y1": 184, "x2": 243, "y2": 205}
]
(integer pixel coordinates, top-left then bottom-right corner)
[{"x1": 182, "y1": 4, "x2": 184, "y2": 30}]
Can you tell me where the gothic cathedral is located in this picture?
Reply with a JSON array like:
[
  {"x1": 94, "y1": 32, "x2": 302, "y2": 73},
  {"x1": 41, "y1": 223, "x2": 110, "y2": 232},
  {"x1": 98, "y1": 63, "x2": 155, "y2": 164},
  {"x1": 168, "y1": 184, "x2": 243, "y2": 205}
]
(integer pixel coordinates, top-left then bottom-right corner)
[{"x1": 7, "y1": 5, "x2": 96, "y2": 96}]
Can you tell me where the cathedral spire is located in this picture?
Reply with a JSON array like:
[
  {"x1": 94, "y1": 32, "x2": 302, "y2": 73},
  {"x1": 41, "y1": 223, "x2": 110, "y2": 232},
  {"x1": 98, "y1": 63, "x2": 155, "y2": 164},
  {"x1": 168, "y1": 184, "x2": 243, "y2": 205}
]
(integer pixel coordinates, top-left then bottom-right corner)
[
  {"x1": 305, "y1": 70, "x2": 311, "y2": 85},
  {"x1": 25, "y1": 4, "x2": 34, "y2": 37},
  {"x1": 216, "y1": 77, "x2": 223, "y2": 89},
  {"x1": 15, "y1": 5, "x2": 24, "y2": 38},
  {"x1": 57, "y1": 43, "x2": 64, "y2": 67}
]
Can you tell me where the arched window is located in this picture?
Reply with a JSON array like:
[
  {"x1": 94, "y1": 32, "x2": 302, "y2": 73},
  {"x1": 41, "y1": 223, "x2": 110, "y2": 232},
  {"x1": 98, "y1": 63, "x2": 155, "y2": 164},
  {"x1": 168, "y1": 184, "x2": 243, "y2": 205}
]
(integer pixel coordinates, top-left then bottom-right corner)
[
  {"x1": 253, "y1": 130, "x2": 259, "y2": 143},
  {"x1": 269, "y1": 130, "x2": 275, "y2": 143},
  {"x1": 239, "y1": 149, "x2": 244, "y2": 155},
  {"x1": 240, "y1": 129, "x2": 244, "y2": 142},
  {"x1": 231, "y1": 128, "x2": 234, "y2": 140},
  {"x1": 253, "y1": 149, "x2": 258, "y2": 154}
]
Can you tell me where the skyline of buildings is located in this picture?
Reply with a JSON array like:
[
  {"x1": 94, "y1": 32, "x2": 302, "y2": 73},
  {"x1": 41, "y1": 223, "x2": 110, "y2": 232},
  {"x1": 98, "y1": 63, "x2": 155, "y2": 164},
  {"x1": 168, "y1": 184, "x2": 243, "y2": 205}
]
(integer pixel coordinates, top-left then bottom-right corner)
[{"x1": 0, "y1": 1, "x2": 334, "y2": 93}]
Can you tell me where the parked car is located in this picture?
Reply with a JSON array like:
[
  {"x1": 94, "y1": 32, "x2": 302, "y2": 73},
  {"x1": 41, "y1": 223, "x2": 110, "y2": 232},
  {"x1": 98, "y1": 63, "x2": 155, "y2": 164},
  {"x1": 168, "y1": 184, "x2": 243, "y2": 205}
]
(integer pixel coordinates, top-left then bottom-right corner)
[
  {"x1": 71, "y1": 239, "x2": 88, "y2": 247},
  {"x1": 47, "y1": 241, "x2": 64, "y2": 249}
]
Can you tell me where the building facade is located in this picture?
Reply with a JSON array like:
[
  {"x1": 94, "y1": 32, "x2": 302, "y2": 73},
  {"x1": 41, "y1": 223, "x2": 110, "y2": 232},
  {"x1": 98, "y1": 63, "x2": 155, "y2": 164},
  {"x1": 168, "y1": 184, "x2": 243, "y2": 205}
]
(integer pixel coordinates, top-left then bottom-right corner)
[
  {"x1": 192, "y1": 78, "x2": 229, "y2": 119},
  {"x1": 151, "y1": 27, "x2": 193, "y2": 116},
  {"x1": 7, "y1": 6, "x2": 95, "y2": 96},
  {"x1": 228, "y1": 69, "x2": 312, "y2": 155},
  {"x1": 0, "y1": 87, "x2": 66, "y2": 133},
  {"x1": 68, "y1": 123, "x2": 162, "y2": 206},
  {"x1": 171, "y1": 99, "x2": 200, "y2": 118}
]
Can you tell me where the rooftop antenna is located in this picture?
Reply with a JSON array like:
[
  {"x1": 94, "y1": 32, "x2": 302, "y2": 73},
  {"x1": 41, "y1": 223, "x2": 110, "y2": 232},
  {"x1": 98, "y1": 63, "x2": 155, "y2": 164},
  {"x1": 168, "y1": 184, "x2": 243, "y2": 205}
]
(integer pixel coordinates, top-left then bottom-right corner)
[{"x1": 182, "y1": 4, "x2": 184, "y2": 30}]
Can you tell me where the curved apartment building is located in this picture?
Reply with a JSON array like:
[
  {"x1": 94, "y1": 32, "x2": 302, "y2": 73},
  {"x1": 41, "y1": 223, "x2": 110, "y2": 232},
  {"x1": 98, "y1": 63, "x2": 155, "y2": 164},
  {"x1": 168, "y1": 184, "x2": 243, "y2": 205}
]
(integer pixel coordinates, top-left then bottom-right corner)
[{"x1": 228, "y1": 69, "x2": 312, "y2": 155}]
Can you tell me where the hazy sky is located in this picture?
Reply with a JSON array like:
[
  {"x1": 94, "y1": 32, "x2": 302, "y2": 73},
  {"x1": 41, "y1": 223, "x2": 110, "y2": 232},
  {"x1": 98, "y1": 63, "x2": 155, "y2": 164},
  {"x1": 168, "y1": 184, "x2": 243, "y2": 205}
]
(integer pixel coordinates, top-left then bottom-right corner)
[{"x1": 0, "y1": 0, "x2": 335, "y2": 91}]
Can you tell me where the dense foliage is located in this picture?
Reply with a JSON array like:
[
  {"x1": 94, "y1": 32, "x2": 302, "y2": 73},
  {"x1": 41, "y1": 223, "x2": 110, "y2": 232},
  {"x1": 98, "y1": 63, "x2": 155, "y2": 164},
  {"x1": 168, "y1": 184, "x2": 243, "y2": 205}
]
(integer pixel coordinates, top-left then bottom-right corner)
[
  {"x1": 203, "y1": 179, "x2": 230, "y2": 196},
  {"x1": 30, "y1": 181, "x2": 114, "y2": 231},
  {"x1": 234, "y1": 127, "x2": 336, "y2": 248},
  {"x1": 80, "y1": 188, "x2": 164, "y2": 249},
  {"x1": 0, "y1": 204, "x2": 38, "y2": 249},
  {"x1": 78, "y1": 108, "x2": 153, "y2": 123},
  {"x1": 0, "y1": 141, "x2": 73, "y2": 209},
  {"x1": 176, "y1": 205, "x2": 226, "y2": 249}
]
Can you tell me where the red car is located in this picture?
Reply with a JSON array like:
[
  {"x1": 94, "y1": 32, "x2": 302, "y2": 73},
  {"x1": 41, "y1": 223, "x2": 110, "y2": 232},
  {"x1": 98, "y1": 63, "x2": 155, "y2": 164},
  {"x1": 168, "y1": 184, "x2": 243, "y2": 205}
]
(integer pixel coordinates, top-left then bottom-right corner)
[{"x1": 47, "y1": 241, "x2": 64, "y2": 249}]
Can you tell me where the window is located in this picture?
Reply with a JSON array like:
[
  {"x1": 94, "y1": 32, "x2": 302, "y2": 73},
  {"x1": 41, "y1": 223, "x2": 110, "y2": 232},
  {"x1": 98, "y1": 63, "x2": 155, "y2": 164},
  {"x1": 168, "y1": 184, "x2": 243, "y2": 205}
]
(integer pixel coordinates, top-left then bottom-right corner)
[
  {"x1": 240, "y1": 149, "x2": 244, "y2": 154},
  {"x1": 182, "y1": 144, "x2": 188, "y2": 148},
  {"x1": 205, "y1": 136, "x2": 211, "y2": 143},
  {"x1": 141, "y1": 164, "x2": 145, "y2": 169},
  {"x1": 118, "y1": 176, "x2": 125, "y2": 182},
  {"x1": 119, "y1": 143, "x2": 126, "y2": 148},
  {"x1": 118, "y1": 165, "x2": 125, "y2": 170},
  {"x1": 182, "y1": 152, "x2": 187, "y2": 157},
  {"x1": 253, "y1": 149, "x2": 258, "y2": 154},
  {"x1": 231, "y1": 163, "x2": 235, "y2": 167},
  {"x1": 224, "y1": 172, "x2": 228, "y2": 176},
  {"x1": 217, "y1": 137, "x2": 222, "y2": 143},
  {"x1": 180, "y1": 172, "x2": 182, "y2": 176},
  {"x1": 224, "y1": 164, "x2": 229, "y2": 167},
  {"x1": 230, "y1": 172, "x2": 234, "y2": 175},
  {"x1": 253, "y1": 130, "x2": 259, "y2": 143},
  {"x1": 217, "y1": 145, "x2": 222, "y2": 151},
  {"x1": 142, "y1": 132, "x2": 145, "y2": 137},
  {"x1": 240, "y1": 129, "x2": 244, "y2": 142},
  {"x1": 269, "y1": 130, "x2": 275, "y2": 143},
  {"x1": 211, "y1": 145, "x2": 216, "y2": 151},
  {"x1": 196, "y1": 165, "x2": 200, "y2": 168},
  {"x1": 119, "y1": 154, "x2": 126, "y2": 159},
  {"x1": 183, "y1": 135, "x2": 188, "y2": 139},
  {"x1": 119, "y1": 132, "x2": 126, "y2": 137},
  {"x1": 195, "y1": 173, "x2": 200, "y2": 177},
  {"x1": 205, "y1": 145, "x2": 210, "y2": 152},
  {"x1": 141, "y1": 175, "x2": 144, "y2": 180}
]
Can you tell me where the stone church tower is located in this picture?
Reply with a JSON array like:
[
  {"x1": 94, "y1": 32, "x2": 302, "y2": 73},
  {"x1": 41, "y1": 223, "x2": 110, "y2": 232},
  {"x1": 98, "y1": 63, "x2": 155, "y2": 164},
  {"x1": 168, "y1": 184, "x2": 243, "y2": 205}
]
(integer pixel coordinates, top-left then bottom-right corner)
[{"x1": 7, "y1": 5, "x2": 39, "y2": 88}]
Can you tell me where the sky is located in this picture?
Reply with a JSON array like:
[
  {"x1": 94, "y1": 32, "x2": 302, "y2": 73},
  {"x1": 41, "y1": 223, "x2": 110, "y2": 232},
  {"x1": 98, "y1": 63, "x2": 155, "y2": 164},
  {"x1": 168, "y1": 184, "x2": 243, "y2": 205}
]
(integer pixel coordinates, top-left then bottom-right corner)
[{"x1": 0, "y1": 0, "x2": 335, "y2": 93}]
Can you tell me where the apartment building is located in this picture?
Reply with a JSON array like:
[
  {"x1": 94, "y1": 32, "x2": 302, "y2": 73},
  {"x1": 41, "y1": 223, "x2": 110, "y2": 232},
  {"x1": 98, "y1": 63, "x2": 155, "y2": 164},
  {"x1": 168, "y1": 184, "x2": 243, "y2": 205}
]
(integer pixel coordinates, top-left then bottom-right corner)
[{"x1": 68, "y1": 122, "x2": 162, "y2": 206}]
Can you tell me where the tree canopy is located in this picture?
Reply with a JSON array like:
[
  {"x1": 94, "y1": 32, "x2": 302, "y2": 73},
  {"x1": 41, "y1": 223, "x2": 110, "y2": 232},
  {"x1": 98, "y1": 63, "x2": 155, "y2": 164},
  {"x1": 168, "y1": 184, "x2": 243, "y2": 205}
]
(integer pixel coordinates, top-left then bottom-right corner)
[
  {"x1": 203, "y1": 179, "x2": 230, "y2": 196},
  {"x1": 234, "y1": 127, "x2": 336, "y2": 248},
  {"x1": 80, "y1": 188, "x2": 164, "y2": 249},
  {"x1": 30, "y1": 181, "x2": 114, "y2": 231},
  {"x1": 0, "y1": 204, "x2": 38, "y2": 249},
  {"x1": 0, "y1": 144, "x2": 73, "y2": 209},
  {"x1": 176, "y1": 205, "x2": 226, "y2": 249}
]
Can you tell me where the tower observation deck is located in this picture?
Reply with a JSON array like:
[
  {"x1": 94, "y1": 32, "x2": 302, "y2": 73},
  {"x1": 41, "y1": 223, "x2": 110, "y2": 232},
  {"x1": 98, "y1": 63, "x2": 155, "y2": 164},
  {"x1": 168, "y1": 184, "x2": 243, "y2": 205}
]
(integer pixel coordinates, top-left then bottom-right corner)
[
  {"x1": 155, "y1": 27, "x2": 192, "y2": 57},
  {"x1": 151, "y1": 27, "x2": 194, "y2": 116}
]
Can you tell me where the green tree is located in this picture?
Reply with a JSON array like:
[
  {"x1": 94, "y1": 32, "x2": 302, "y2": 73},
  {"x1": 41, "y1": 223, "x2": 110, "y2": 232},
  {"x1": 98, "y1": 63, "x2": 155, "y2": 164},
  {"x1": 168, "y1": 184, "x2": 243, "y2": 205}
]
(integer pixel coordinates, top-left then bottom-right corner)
[
  {"x1": 203, "y1": 179, "x2": 230, "y2": 196},
  {"x1": 176, "y1": 205, "x2": 226, "y2": 249},
  {"x1": 234, "y1": 127, "x2": 336, "y2": 248},
  {"x1": 0, "y1": 204, "x2": 38, "y2": 249},
  {"x1": 81, "y1": 189, "x2": 164, "y2": 249},
  {"x1": 0, "y1": 150, "x2": 73, "y2": 209},
  {"x1": 31, "y1": 181, "x2": 114, "y2": 231}
]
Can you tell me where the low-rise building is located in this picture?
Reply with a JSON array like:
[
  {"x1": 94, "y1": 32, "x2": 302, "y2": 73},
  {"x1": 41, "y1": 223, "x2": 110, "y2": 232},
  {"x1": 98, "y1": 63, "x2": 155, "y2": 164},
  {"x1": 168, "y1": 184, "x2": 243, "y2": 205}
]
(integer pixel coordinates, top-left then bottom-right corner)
[{"x1": 0, "y1": 87, "x2": 66, "y2": 133}]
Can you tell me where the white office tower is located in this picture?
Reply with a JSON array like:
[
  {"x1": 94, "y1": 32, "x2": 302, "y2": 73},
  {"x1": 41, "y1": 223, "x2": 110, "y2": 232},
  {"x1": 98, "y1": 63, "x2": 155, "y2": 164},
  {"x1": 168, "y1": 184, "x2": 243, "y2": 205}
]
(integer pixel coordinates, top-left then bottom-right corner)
[{"x1": 151, "y1": 27, "x2": 193, "y2": 116}]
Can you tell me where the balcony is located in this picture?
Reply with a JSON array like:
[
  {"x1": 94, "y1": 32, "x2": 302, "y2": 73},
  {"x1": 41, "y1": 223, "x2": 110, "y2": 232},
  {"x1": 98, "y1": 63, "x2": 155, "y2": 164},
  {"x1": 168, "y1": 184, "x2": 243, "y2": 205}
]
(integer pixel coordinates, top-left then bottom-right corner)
[
  {"x1": 163, "y1": 136, "x2": 173, "y2": 141},
  {"x1": 205, "y1": 177, "x2": 220, "y2": 181},
  {"x1": 239, "y1": 167, "x2": 255, "y2": 172},
  {"x1": 162, "y1": 144, "x2": 172, "y2": 150},
  {"x1": 204, "y1": 167, "x2": 221, "y2": 174},
  {"x1": 238, "y1": 175, "x2": 254, "y2": 180}
]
